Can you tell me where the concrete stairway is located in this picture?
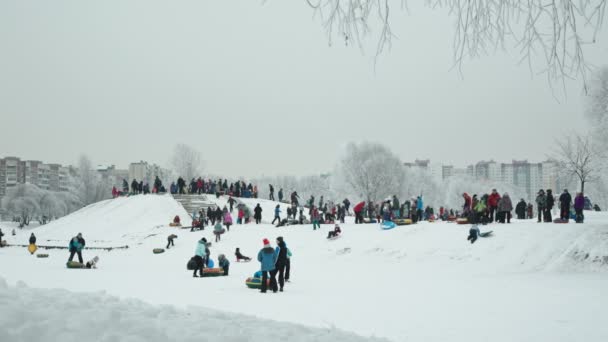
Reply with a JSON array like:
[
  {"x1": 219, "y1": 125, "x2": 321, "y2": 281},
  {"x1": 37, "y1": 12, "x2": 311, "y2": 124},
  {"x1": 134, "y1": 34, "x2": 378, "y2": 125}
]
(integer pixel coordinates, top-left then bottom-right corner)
[{"x1": 172, "y1": 194, "x2": 217, "y2": 218}]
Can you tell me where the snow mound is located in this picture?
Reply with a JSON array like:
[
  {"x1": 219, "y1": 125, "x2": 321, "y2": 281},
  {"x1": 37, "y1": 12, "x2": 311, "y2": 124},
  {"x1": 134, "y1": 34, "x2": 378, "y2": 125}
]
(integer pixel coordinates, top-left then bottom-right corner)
[
  {"x1": 0, "y1": 277, "x2": 387, "y2": 342},
  {"x1": 31, "y1": 194, "x2": 189, "y2": 246}
]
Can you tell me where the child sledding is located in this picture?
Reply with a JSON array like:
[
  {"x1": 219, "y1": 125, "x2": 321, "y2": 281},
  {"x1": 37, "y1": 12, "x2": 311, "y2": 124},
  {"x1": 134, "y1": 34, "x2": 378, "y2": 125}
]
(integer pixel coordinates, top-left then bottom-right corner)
[
  {"x1": 327, "y1": 224, "x2": 342, "y2": 239},
  {"x1": 467, "y1": 225, "x2": 493, "y2": 244}
]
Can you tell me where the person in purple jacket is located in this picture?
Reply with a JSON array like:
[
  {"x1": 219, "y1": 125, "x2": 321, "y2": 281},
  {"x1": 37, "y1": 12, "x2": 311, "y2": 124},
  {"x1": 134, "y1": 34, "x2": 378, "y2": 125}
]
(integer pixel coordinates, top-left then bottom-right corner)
[{"x1": 574, "y1": 192, "x2": 585, "y2": 223}]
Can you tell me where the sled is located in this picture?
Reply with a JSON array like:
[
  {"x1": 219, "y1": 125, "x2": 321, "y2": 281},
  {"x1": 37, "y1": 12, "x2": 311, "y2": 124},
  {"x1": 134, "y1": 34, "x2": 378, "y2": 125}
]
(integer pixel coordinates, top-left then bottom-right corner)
[
  {"x1": 363, "y1": 218, "x2": 378, "y2": 224},
  {"x1": 236, "y1": 259, "x2": 252, "y2": 263},
  {"x1": 456, "y1": 218, "x2": 469, "y2": 225},
  {"x1": 480, "y1": 231, "x2": 493, "y2": 238},
  {"x1": 245, "y1": 277, "x2": 270, "y2": 289},
  {"x1": 447, "y1": 216, "x2": 457, "y2": 222},
  {"x1": 553, "y1": 218, "x2": 569, "y2": 224},
  {"x1": 202, "y1": 268, "x2": 225, "y2": 277},
  {"x1": 153, "y1": 248, "x2": 165, "y2": 254},
  {"x1": 327, "y1": 234, "x2": 342, "y2": 240},
  {"x1": 169, "y1": 222, "x2": 182, "y2": 227},
  {"x1": 394, "y1": 219, "x2": 413, "y2": 226},
  {"x1": 66, "y1": 261, "x2": 85, "y2": 269},
  {"x1": 36, "y1": 253, "x2": 49, "y2": 258},
  {"x1": 28, "y1": 244, "x2": 37, "y2": 255},
  {"x1": 381, "y1": 221, "x2": 397, "y2": 230}
]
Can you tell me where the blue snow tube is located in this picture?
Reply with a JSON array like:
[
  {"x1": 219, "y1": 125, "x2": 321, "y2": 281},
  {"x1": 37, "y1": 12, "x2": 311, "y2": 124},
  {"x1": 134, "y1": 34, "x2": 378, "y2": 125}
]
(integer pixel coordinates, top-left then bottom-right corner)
[
  {"x1": 253, "y1": 271, "x2": 262, "y2": 278},
  {"x1": 381, "y1": 221, "x2": 397, "y2": 230},
  {"x1": 207, "y1": 259, "x2": 215, "y2": 268}
]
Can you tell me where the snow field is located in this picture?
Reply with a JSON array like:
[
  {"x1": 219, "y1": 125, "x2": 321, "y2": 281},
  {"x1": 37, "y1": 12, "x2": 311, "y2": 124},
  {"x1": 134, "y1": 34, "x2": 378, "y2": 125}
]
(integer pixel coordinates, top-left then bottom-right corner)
[{"x1": 1, "y1": 195, "x2": 608, "y2": 341}]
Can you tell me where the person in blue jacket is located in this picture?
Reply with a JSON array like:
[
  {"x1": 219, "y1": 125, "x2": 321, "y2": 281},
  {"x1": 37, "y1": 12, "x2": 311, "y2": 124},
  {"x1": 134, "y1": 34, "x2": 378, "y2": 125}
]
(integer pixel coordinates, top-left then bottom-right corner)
[
  {"x1": 271, "y1": 205, "x2": 281, "y2": 225},
  {"x1": 416, "y1": 196, "x2": 424, "y2": 221},
  {"x1": 193, "y1": 238, "x2": 209, "y2": 277},
  {"x1": 257, "y1": 238, "x2": 278, "y2": 293},
  {"x1": 68, "y1": 233, "x2": 85, "y2": 263}
]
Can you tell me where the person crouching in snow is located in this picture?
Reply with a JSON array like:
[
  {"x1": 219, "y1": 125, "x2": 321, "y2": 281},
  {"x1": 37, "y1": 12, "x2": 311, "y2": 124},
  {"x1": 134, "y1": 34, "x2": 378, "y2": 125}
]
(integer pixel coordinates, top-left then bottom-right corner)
[
  {"x1": 257, "y1": 238, "x2": 278, "y2": 293},
  {"x1": 166, "y1": 234, "x2": 177, "y2": 249},
  {"x1": 467, "y1": 225, "x2": 481, "y2": 244},
  {"x1": 235, "y1": 248, "x2": 251, "y2": 261},
  {"x1": 213, "y1": 222, "x2": 225, "y2": 242},
  {"x1": 218, "y1": 254, "x2": 230, "y2": 276},
  {"x1": 327, "y1": 224, "x2": 342, "y2": 239},
  {"x1": 193, "y1": 238, "x2": 208, "y2": 277}
]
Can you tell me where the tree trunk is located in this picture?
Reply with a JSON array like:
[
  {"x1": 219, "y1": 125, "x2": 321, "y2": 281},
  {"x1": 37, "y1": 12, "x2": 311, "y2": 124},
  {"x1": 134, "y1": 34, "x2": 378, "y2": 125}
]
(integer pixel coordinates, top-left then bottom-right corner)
[{"x1": 581, "y1": 180, "x2": 585, "y2": 194}]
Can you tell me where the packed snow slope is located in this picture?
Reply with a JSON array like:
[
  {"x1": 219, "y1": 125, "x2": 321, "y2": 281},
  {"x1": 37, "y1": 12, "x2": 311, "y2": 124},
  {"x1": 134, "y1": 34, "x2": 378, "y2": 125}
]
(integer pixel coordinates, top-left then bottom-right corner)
[
  {"x1": 2, "y1": 194, "x2": 608, "y2": 342},
  {"x1": 0, "y1": 277, "x2": 386, "y2": 342}
]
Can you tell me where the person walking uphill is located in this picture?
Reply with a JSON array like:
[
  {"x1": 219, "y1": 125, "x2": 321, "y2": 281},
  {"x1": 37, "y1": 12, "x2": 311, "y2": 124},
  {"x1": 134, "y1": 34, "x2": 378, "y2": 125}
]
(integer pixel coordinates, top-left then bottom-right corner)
[
  {"x1": 68, "y1": 233, "x2": 86, "y2": 263},
  {"x1": 254, "y1": 204, "x2": 263, "y2": 225},
  {"x1": 257, "y1": 238, "x2": 278, "y2": 293},
  {"x1": 272, "y1": 205, "x2": 281, "y2": 225},
  {"x1": 275, "y1": 236, "x2": 289, "y2": 292}
]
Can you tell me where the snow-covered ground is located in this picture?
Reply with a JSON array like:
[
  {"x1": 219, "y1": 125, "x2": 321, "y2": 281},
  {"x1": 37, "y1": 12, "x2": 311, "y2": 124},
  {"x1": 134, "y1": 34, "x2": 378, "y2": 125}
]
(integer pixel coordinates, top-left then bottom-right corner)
[{"x1": 1, "y1": 194, "x2": 608, "y2": 341}]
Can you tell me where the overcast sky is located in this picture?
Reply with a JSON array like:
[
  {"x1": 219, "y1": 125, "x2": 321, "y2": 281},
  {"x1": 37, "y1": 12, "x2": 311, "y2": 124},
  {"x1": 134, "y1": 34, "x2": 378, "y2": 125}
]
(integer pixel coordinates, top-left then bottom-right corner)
[{"x1": 1, "y1": 1, "x2": 607, "y2": 178}]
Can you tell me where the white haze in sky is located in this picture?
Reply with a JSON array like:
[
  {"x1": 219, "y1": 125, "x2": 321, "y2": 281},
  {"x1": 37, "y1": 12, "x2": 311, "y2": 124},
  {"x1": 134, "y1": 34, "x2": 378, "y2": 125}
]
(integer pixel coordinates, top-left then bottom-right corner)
[{"x1": 1, "y1": 1, "x2": 607, "y2": 177}]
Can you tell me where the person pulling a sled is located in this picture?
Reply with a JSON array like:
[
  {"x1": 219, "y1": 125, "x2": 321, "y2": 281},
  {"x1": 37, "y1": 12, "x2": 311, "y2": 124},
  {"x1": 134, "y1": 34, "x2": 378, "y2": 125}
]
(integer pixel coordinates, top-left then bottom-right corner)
[{"x1": 68, "y1": 233, "x2": 86, "y2": 263}]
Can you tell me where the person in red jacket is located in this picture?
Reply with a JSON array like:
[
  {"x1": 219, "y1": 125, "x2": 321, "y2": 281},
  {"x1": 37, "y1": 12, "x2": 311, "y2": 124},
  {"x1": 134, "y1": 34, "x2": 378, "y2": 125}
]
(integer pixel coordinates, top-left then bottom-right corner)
[
  {"x1": 487, "y1": 189, "x2": 501, "y2": 223},
  {"x1": 462, "y1": 193, "x2": 472, "y2": 215}
]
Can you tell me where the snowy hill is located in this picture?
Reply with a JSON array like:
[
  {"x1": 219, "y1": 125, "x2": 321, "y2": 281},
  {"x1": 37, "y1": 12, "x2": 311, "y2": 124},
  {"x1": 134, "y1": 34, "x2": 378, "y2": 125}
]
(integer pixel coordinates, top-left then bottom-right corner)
[
  {"x1": 1, "y1": 195, "x2": 608, "y2": 341},
  {"x1": 22, "y1": 194, "x2": 189, "y2": 246}
]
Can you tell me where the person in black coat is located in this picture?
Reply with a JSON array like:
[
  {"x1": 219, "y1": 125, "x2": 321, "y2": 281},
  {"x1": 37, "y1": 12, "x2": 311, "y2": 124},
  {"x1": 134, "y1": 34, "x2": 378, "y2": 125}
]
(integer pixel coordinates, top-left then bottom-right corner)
[
  {"x1": 29, "y1": 233, "x2": 36, "y2": 245},
  {"x1": 254, "y1": 204, "x2": 263, "y2": 224},
  {"x1": 515, "y1": 199, "x2": 527, "y2": 220},
  {"x1": 275, "y1": 237, "x2": 289, "y2": 292},
  {"x1": 545, "y1": 189, "x2": 555, "y2": 222},
  {"x1": 559, "y1": 189, "x2": 572, "y2": 221},
  {"x1": 0, "y1": 229, "x2": 4, "y2": 248}
]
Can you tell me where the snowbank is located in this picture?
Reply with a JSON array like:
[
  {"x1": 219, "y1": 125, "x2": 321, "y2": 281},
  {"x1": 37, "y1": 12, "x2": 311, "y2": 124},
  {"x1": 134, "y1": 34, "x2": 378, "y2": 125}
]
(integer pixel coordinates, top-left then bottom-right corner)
[{"x1": 0, "y1": 277, "x2": 387, "y2": 342}]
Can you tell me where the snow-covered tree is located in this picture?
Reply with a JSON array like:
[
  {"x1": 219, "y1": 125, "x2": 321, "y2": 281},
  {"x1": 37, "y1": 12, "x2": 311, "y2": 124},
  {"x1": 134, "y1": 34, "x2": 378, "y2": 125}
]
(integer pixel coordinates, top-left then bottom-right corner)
[
  {"x1": 554, "y1": 135, "x2": 603, "y2": 194},
  {"x1": 1, "y1": 184, "x2": 42, "y2": 227},
  {"x1": 74, "y1": 155, "x2": 111, "y2": 206},
  {"x1": 171, "y1": 144, "x2": 203, "y2": 181},
  {"x1": 338, "y1": 142, "x2": 404, "y2": 202},
  {"x1": 306, "y1": 0, "x2": 606, "y2": 88}
]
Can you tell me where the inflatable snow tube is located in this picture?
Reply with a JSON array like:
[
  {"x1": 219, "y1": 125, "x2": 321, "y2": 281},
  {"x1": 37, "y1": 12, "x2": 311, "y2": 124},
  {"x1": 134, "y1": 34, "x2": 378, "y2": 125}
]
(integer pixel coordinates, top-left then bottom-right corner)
[
  {"x1": 245, "y1": 277, "x2": 270, "y2": 289},
  {"x1": 169, "y1": 222, "x2": 182, "y2": 227},
  {"x1": 456, "y1": 218, "x2": 469, "y2": 225},
  {"x1": 553, "y1": 218, "x2": 569, "y2": 224},
  {"x1": 36, "y1": 254, "x2": 49, "y2": 258},
  {"x1": 153, "y1": 248, "x2": 165, "y2": 254},
  {"x1": 394, "y1": 219, "x2": 412, "y2": 226},
  {"x1": 214, "y1": 229, "x2": 226, "y2": 235},
  {"x1": 202, "y1": 268, "x2": 225, "y2": 277},
  {"x1": 66, "y1": 261, "x2": 84, "y2": 269},
  {"x1": 207, "y1": 259, "x2": 215, "y2": 268},
  {"x1": 447, "y1": 216, "x2": 457, "y2": 222},
  {"x1": 381, "y1": 221, "x2": 397, "y2": 230}
]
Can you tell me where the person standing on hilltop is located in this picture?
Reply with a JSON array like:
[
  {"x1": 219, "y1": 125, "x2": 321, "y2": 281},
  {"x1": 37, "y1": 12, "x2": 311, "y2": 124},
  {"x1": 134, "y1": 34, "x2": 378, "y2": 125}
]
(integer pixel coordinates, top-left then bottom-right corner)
[
  {"x1": 536, "y1": 190, "x2": 547, "y2": 223},
  {"x1": 269, "y1": 184, "x2": 275, "y2": 201}
]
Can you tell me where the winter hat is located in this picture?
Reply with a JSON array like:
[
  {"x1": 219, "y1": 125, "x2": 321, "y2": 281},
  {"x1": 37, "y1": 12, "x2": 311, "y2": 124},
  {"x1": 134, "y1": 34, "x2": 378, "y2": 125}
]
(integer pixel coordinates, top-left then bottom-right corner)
[
  {"x1": 276, "y1": 236, "x2": 284, "y2": 243},
  {"x1": 263, "y1": 238, "x2": 270, "y2": 248}
]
